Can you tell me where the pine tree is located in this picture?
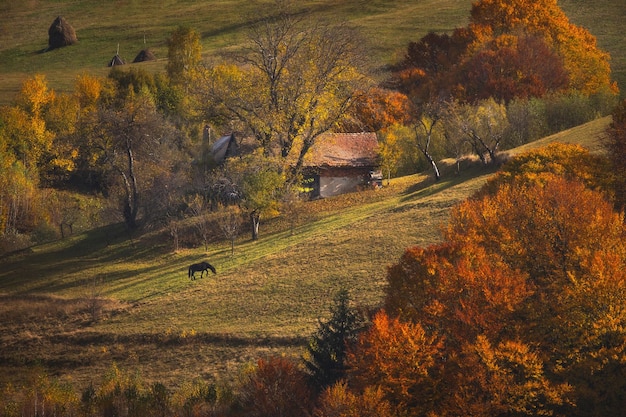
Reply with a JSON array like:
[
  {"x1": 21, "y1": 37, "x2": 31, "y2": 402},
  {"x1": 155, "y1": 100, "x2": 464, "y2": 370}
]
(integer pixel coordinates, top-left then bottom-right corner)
[{"x1": 303, "y1": 289, "x2": 366, "y2": 390}]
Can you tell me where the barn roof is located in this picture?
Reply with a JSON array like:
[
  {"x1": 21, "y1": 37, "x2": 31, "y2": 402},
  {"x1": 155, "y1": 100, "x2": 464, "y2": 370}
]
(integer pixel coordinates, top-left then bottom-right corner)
[
  {"x1": 211, "y1": 133, "x2": 237, "y2": 164},
  {"x1": 304, "y1": 132, "x2": 379, "y2": 168}
]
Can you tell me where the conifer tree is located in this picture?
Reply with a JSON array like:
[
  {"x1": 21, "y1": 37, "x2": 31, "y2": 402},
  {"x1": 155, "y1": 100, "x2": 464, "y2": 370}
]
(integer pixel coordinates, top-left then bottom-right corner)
[{"x1": 304, "y1": 289, "x2": 366, "y2": 390}]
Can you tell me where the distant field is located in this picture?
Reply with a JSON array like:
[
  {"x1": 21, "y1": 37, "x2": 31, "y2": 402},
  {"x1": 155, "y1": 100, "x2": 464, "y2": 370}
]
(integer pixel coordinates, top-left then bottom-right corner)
[
  {"x1": 0, "y1": 0, "x2": 623, "y2": 105},
  {"x1": 0, "y1": 0, "x2": 472, "y2": 104}
]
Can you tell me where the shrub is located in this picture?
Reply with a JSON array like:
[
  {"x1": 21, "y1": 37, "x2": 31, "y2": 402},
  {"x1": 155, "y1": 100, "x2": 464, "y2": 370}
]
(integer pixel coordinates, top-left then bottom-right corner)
[{"x1": 238, "y1": 356, "x2": 313, "y2": 417}]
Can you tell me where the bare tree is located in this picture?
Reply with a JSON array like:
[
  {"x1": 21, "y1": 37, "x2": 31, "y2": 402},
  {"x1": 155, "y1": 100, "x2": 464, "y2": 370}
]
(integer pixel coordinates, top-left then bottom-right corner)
[
  {"x1": 218, "y1": 206, "x2": 242, "y2": 257},
  {"x1": 186, "y1": 194, "x2": 212, "y2": 251}
]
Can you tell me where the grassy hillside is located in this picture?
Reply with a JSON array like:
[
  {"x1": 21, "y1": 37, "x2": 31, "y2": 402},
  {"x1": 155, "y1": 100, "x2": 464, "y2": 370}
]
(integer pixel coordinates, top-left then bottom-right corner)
[
  {"x1": 0, "y1": 0, "x2": 624, "y2": 105},
  {"x1": 0, "y1": 168, "x2": 490, "y2": 388},
  {"x1": 0, "y1": 116, "x2": 610, "y2": 390}
]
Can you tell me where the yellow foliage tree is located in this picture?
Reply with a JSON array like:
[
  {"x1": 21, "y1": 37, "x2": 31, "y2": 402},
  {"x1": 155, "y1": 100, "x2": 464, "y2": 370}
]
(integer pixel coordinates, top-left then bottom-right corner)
[{"x1": 196, "y1": 6, "x2": 368, "y2": 182}]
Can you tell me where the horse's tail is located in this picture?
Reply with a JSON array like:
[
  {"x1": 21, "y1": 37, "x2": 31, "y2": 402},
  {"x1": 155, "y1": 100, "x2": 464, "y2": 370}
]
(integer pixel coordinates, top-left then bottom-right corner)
[{"x1": 188, "y1": 265, "x2": 192, "y2": 278}]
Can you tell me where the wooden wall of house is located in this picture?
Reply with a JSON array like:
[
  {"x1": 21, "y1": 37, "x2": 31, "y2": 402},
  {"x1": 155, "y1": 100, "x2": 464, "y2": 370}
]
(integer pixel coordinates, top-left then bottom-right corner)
[{"x1": 318, "y1": 166, "x2": 372, "y2": 198}]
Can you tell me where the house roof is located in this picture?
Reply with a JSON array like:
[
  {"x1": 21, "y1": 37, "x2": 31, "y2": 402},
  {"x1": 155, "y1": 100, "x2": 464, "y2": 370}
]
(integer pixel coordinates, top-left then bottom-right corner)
[
  {"x1": 304, "y1": 132, "x2": 379, "y2": 168},
  {"x1": 211, "y1": 133, "x2": 237, "y2": 163}
]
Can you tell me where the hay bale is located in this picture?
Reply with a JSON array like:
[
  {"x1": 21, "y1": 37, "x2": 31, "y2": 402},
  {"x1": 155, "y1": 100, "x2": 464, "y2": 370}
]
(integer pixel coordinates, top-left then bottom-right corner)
[
  {"x1": 108, "y1": 54, "x2": 125, "y2": 67},
  {"x1": 132, "y1": 49, "x2": 156, "y2": 63},
  {"x1": 48, "y1": 16, "x2": 77, "y2": 50}
]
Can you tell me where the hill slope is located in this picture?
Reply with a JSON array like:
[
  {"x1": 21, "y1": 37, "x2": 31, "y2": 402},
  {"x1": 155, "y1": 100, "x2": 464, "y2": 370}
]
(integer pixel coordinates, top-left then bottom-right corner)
[{"x1": 0, "y1": 116, "x2": 610, "y2": 389}]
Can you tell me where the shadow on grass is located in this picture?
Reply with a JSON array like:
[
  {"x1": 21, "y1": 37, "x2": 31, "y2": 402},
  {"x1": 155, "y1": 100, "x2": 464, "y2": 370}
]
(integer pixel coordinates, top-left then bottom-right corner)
[{"x1": 400, "y1": 163, "x2": 498, "y2": 203}]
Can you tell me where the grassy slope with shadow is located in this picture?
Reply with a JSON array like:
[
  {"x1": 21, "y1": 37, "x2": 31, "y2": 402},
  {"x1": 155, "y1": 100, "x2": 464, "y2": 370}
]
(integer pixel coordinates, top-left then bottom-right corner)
[{"x1": 0, "y1": 117, "x2": 610, "y2": 390}]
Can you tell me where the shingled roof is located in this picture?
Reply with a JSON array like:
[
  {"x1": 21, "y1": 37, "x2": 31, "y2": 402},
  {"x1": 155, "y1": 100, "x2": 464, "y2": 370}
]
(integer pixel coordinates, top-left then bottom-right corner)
[{"x1": 304, "y1": 132, "x2": 379, "y2": 168}]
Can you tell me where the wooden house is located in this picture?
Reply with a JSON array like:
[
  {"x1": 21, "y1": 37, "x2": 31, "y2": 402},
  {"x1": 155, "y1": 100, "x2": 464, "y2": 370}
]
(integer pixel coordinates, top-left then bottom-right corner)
[{"x1": 303, "y1": 132, "x2": 380, "y2": 198}]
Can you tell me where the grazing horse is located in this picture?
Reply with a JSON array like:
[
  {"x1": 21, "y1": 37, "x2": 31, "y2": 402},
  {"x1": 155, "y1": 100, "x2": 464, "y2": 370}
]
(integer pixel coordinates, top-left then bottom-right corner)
[{"x1": 188, "y1": 261, "x2": 217, "y2": 280}]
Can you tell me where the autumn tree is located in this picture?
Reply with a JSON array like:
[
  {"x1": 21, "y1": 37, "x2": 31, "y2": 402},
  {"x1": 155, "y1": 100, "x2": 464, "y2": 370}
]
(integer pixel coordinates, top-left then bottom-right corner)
[
  {"x1": 394, "y1": 30, "x2": 470, "y2": 104},
  {"x1": 341, "y1": 87, "x2": 410, "y2": 132},
  {"x1": 238, "y1": 356, "x2": 313, "y2": 417},
  {"x1": 478, "y1": 142, "x2": 611, "y2": 197},
  {"x1": 468, "y1": 0, "x2": 617, "y2": 96},
  {"x1": 347, "y1": 312, "x2": 445, "y2": 415},
  {"x1": 196, "y1": 3, "x2": 368, "y2": 182},
  {"x1": 2, "y1": 75, "x2": 55, "y2": 173},
  {"x1": 395, "y1": 0, "x2": 618, "y2": 112},
  {"x1": 374, "y1": 147, "x2": 626, "y2": 415},
  {"x1": 444, "y1": 98, "x2": 509, "y2": 164},
  {"x1": 377, "y1": 127, "x2": 404, "y2": 182},
  {"x1": 83, "y1": 90, "x2": 184, "y2": 229},
  {"x1": 444, "y1": 177, "x2": 626, "y2": 415},
  {"x1": 460, "y1": 33, "x2": 569, "y2": 103},
  {"x1": 0, "y1": 75, "x2": 59, "y2": 241},
  {"x1": 314, "y1": 382, "x2": 394, "y2": 417}
]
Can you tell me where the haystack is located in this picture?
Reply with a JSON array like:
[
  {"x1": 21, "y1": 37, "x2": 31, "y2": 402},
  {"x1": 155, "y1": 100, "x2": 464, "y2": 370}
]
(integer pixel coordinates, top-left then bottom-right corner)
[
  {"x1": 133, "y1": 48, "x2": 156, "y2": 63},
  {"x1": 48, "y1": 16, "x2": 78, "y2": 50},
  {"x1": 108, "y1": 54, "x2": 125, "y2": 67}
]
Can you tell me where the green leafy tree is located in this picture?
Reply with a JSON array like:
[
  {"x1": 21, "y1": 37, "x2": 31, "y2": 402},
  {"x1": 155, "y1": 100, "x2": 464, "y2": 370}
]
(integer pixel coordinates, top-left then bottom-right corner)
[
  {"x1": 304, "y1": 289, "x2": 366, "y2": 390},
  {"x1": 222, "y1": 151, "x2": 285, "y2": 240}
]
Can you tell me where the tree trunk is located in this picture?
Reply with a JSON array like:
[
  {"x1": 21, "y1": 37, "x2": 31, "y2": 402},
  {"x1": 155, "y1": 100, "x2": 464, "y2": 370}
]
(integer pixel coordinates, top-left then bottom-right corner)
[
  {"x1": 250, "y1": 211, "x2": 260, "y2": 241},
  {"x1": 421, "y1": 149, "x2": 441, "y2": 181}
]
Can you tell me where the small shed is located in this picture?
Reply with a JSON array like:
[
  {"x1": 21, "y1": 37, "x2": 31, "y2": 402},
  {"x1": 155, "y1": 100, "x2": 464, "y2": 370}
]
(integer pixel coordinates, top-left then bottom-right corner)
[
  {"x1": 108, "y1": 54, "x2": 125, "y2": 67},
  {"x1": 211, "y1": 133, "x2": 239, "y2": 164},
  {"x1": 303, "y1": 132, "x2": 380, "y2": 198}
]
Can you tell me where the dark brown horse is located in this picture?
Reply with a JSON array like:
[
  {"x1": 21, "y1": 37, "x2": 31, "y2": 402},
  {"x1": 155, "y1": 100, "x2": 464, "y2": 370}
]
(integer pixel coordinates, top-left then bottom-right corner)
[{"x1": 188, "y1": 261, "x2": 216, "y2": 280}]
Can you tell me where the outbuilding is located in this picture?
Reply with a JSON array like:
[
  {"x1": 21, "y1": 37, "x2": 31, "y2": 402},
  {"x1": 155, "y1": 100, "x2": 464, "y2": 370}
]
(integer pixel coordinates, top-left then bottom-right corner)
[{"x1": 303, "y1": 132, "x2": 380, "y2": 198}]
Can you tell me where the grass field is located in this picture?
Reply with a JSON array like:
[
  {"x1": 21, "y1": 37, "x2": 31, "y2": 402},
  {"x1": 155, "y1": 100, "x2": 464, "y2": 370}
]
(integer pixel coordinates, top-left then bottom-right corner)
[
  {"x1": 0, "y1": 116, "x2": 610, "y2": 390},
  {"x1": 0, "y1": 0, "x2": 624, "y2": 105}
]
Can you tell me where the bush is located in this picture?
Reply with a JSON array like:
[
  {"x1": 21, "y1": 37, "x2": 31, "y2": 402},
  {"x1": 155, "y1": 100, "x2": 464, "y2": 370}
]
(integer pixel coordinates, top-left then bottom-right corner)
[
  {"x1": 238, "y1": 356, "x2": 313, "y2": 417},
  {"x1": 544, "y1": 91, "x2": 597, "y2": 132}
]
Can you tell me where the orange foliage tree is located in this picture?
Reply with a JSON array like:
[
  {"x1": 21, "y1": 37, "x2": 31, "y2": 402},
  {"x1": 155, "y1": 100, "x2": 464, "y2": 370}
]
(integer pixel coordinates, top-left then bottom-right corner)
[
  {"x1": 347, "y1": 312, "x2": 445, "y2": 415},
  {"x1": 342, "y1": 87, "x2": 410, "y2": 132},
  {"x1": 353, "y1": 150, "x2": 626, "y2": 415},
  {"x1": 445, "y1": 178, "x2": 626, "y2": 415},
  {"x1": 478, "y1": 142, "x2": 612, "y2": 197},
  {"x1": 396, "y1": 0, "x2": 617, "y2": 106},
  {"x1": 238, "y1": 356, "x2": 313, "y2": 417},
  {"x1": 460, "y1": 34, "x2": 569, "y2": 103},
  {"x1": 468, "y1": 0, "x2": 617, "y2": 96}
]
